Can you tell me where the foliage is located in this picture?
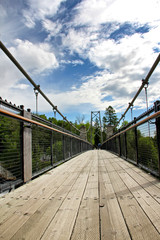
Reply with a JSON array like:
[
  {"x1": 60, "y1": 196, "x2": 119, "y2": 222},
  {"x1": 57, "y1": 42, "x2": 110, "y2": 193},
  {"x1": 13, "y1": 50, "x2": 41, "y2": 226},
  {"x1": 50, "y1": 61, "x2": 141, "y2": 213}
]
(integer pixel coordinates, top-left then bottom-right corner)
[
  {"x1": 126, "y1": 128, "x2": 158, "y2": 171},
  {"x1": 0, "y1": 116, "x2": 21, "y2": 180},
  {"x1": 121, "y1": 120, "x2": 129, "y2": 128},
  {"x1": 138, "y1": 136, "x2": 158, "y2": 171},
  {"x1": 103, "y1": 106, "x2": 118, "y2": 127}
]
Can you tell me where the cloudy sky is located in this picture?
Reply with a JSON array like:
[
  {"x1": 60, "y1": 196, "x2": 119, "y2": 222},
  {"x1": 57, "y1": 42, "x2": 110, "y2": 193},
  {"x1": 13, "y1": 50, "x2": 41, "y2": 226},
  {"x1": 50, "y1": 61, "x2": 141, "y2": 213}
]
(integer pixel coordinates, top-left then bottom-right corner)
[{"x1": 0, "y1": 0, "x2": 160, "y2": 123}]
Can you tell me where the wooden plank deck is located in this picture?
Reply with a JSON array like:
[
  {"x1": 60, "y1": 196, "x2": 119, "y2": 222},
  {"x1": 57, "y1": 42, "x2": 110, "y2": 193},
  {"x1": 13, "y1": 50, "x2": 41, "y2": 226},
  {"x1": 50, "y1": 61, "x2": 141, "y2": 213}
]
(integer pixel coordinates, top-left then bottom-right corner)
[{"x1": 0, "y1": 150, "x2": 160, "y2": 240}]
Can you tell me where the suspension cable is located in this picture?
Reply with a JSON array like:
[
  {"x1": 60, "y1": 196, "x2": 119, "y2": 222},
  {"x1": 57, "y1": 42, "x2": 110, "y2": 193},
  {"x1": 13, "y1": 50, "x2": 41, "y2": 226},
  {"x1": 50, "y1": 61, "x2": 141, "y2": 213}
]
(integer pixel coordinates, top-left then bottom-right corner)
[
  {"x1": 114, "y1": 53, "x2": 160, "y2": 128},
  {"x1": 0, "y1": 41, "x2": 88, "y2": 135}
]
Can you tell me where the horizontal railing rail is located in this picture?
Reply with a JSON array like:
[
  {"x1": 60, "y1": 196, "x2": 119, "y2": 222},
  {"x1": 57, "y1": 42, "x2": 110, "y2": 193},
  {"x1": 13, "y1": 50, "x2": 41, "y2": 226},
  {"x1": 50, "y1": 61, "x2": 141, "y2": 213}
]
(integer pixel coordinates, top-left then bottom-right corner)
[
  {"x1": 0, "y1": 107, "x2": 92, "y2": 193},
  {"x1": 0, "y1": 108, "x2": 91, "y2": 143},
  {"x1": 103, "y1": 110, "x2": 160, "y2": 143}
]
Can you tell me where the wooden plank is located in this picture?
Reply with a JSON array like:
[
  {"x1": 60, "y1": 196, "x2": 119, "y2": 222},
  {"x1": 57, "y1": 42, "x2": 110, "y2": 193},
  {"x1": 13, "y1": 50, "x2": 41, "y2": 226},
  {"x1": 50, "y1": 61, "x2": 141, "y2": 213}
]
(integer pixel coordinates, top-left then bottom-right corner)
[
  {"x1": 127, "y1": 165, "x2": 160, "y2": 189},
  {"x1": 0, "y1": 156, "x2": 77, "y2": 225},
  {"x1": 124, "y1": 168, "x2": 160, "y2": 204},
  {"x1": 102, "y1": 151, "x2": 160, "y2": 202},
  {"x1": 0, "y1": 172, "x2": 78, "y2": 240},
  {"x1": 70, "y1": 151, "x2": 100, "y2": 240},
  {"x1": 99, "y1": 159, "x2": 131, "y2": 240},
  {"x1": 108, "y1": 169, "x2": 160, "y2": 240},
  {"x1": 40, "y1": 152, "x2": 94, "y2": 240},
  {"x1": 0, "y1": 152, "x2": 92, "y2": 240},
  {"x1": 118, "y1": 170, "x2": 160, "y2": 233},
  {"x1": 10, "y1": 174, "x2": 81, "y2": 240},
  {"x1": 0, "y1": 150, "x2": 159, "y2": 240},
  {"x1": 114, "y1": 155, "x2": 160, "y2": 189}
]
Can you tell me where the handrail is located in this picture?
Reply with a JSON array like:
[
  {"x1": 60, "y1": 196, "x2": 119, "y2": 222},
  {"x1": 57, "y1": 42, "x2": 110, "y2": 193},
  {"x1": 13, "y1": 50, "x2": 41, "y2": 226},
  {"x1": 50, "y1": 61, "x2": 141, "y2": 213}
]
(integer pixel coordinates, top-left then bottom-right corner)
[
  {"x1": 0, "y1": 108, "x2": 92, "y2": 145},
  {"x1": 102, "y1": 109, "x2": 160, "y2": 144}
]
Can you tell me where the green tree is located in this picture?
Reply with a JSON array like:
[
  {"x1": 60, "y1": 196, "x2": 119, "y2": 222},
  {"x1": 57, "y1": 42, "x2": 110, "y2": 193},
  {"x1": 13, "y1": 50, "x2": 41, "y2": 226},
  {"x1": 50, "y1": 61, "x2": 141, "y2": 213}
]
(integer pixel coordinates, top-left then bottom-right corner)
[
  {"x1": 121, "y1": 120, "x2": 128, "y2": 128},
  {"x1": 103, "y1": 106, "x2": 118, "y2": 135},
  {"x1": 103, "y1": 106, "x2": 118, "y2": 126}
]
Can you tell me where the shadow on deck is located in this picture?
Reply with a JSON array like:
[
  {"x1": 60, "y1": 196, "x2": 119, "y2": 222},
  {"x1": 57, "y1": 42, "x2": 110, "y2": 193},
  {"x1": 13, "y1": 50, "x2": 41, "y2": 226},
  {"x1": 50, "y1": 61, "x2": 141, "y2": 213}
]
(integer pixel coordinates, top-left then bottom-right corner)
[{"x1": 0, "y1": 150, "x2": 160, "y2": 240}]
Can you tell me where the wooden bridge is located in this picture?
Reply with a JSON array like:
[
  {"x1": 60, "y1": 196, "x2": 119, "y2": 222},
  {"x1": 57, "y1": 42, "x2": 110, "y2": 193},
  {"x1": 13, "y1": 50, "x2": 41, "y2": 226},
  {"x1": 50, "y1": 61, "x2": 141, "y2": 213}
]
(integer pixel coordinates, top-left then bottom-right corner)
[{"x1": 0, "y1": 150, "x2": 160, "y2": 240}]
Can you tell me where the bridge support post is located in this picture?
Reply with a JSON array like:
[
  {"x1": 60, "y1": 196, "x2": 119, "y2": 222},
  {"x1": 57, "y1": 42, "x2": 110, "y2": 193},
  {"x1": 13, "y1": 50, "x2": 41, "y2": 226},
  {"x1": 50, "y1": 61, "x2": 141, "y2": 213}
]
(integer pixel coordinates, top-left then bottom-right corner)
[{"x1": 21, "y1": 106, "x2": 32, "y2": 182}]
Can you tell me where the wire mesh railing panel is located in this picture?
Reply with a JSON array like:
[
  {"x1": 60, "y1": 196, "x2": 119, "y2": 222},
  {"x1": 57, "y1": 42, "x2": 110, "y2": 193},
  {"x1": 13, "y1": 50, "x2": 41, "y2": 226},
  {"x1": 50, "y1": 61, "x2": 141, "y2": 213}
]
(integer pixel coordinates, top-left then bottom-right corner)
[
  {"x1": 0, "y1": 115, "x2": 22, "y2": 188},
  {"x1": 0, "y1": 107, "x2": 92, "y2": 192},
  {"x1": 115, "y1": 137, "x2": 119, "y2": 155},
  {"x1": 53, "y1": 132, "x2": 63, "y2": 162},
  {"x1": 110, "y1": 138, "x2": 116, "y2": 153},
  {"x1": 120, "y1": 134, "x2": 126, "y2": 158},
  {"x1": 32, "y1": 125, "x2": 52, "y2": 175},
  {"x1": 137, "y1": 120, "x2": 158, "y2": 174},
  {"x1": 106, "y1": 139, "x2": 112, "y2": 151},
  {"x1": 72, "y1": 139, "x2": 76, "y2": 156},
  {"x1": 81, "y1": 142, "x2": 85, "y2": 152},
  {"x1": 72, "y1": 139, "x2": 79, "y2": 156},
  {"x1": 126, "y1": 128, "x2": 137, "y2": 162},
  {"x1": 64, "y1": 136, "x2": 71, "y2": 160},
  {"x1": 83, "y1": 142, "x2": 87, "y2": 152},
  {"x1": 101, "y1": 103, "x2": 160, "y2": 176}
]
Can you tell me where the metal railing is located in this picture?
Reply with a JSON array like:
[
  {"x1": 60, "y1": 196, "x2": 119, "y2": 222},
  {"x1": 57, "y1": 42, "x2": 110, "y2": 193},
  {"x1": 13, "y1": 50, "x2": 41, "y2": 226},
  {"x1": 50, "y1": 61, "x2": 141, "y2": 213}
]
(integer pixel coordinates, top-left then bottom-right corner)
[
  {"x1": 101, "y1": 101, "x2": 160, "y2": 177},
  {"x1": 0, "y1": 101, "x2": 92, "y2": 193}
]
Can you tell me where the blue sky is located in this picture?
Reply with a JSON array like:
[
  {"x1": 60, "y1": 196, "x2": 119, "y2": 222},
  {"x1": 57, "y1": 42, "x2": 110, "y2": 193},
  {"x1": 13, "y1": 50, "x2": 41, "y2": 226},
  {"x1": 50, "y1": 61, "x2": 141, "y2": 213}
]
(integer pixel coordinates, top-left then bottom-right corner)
[{"x1": 0, "y1": 0, "x2": 160, "y2": 123}]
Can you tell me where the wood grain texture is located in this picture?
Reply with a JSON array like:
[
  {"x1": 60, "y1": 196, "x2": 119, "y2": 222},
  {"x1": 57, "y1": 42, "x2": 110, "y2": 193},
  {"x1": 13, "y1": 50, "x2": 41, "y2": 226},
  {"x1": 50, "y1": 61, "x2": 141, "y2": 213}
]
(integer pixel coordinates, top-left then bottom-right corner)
[{"x1": 0, "y1": 150, "x2": 159, "y2": 240}]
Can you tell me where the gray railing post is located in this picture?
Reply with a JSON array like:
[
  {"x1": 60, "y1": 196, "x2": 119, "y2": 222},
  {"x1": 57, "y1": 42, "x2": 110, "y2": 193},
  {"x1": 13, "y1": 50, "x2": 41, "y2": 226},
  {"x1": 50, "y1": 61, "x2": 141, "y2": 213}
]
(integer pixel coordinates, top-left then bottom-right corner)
[
  {"x1": 80, "y1": 140, "x2": 82, "y2": 153},
  {"x1": 63, "y1": 135, "x2": 65, "y2": 160},
  {"x1": 21, "y1": 106, "x2": 32, "y2": 182},
  {"x1": 51, "y1": 127, "x2": 53, "y2": 166},
  {"x1": 124, "y1": 132, "x2": 127, "y2": 159},
  {"x1": 118, "y1": 131, "x2": 121, "y2": 157},
  {"x1": 70, "y1": 137, "x2": 72, "y2": 157},
  {"x1": 134, "y1": 117, "x2": 139, "y2": 165},
  {"x1": 154, "y1": 101, "x2": 160, "y2": 176}
]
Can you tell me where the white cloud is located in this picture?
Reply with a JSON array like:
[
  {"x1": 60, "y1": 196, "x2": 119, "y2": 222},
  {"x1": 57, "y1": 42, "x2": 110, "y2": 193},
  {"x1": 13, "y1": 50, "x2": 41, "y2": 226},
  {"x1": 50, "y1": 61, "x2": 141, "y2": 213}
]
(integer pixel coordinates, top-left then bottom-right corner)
[
  {"x1": 42, "y1": 19, "x2": 62, "y2": 38},
  {"x1": 23, "y1": 0, "x2": 66, "y2": 28},
  {"x1": 10, "y1": 39, "x2": 59, "y2": 74},
  {"x1": 74, "y1": 0, "x2": 160, "y2": 26},
  {"x1": 1, "y1": 0, "x2": 160, "y2": 120},
  {"x1": 13, "y1": 84, "x2": 30, "y2": 90},
  {"x1": 0, "y1": 39, "x2": 59, "y2": 107},
  {"x1": 61, "y1": 59, "x2": 84, "y2": 66},
  {"x1": 0, "y1": 52, "x2": 22, "y2": 89},
  {"x1": 62, "y1": 28, "x2": 92, "y2": 55},
  {"x1": 88, "y1": 33, "x2": 157, "y2": 71},
  {"x1": 60, "y1": 12, "x2": 160, "y2": 112},
  {"x1": 49, "y1": 61, "x2": 160, "y2": 115}
]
